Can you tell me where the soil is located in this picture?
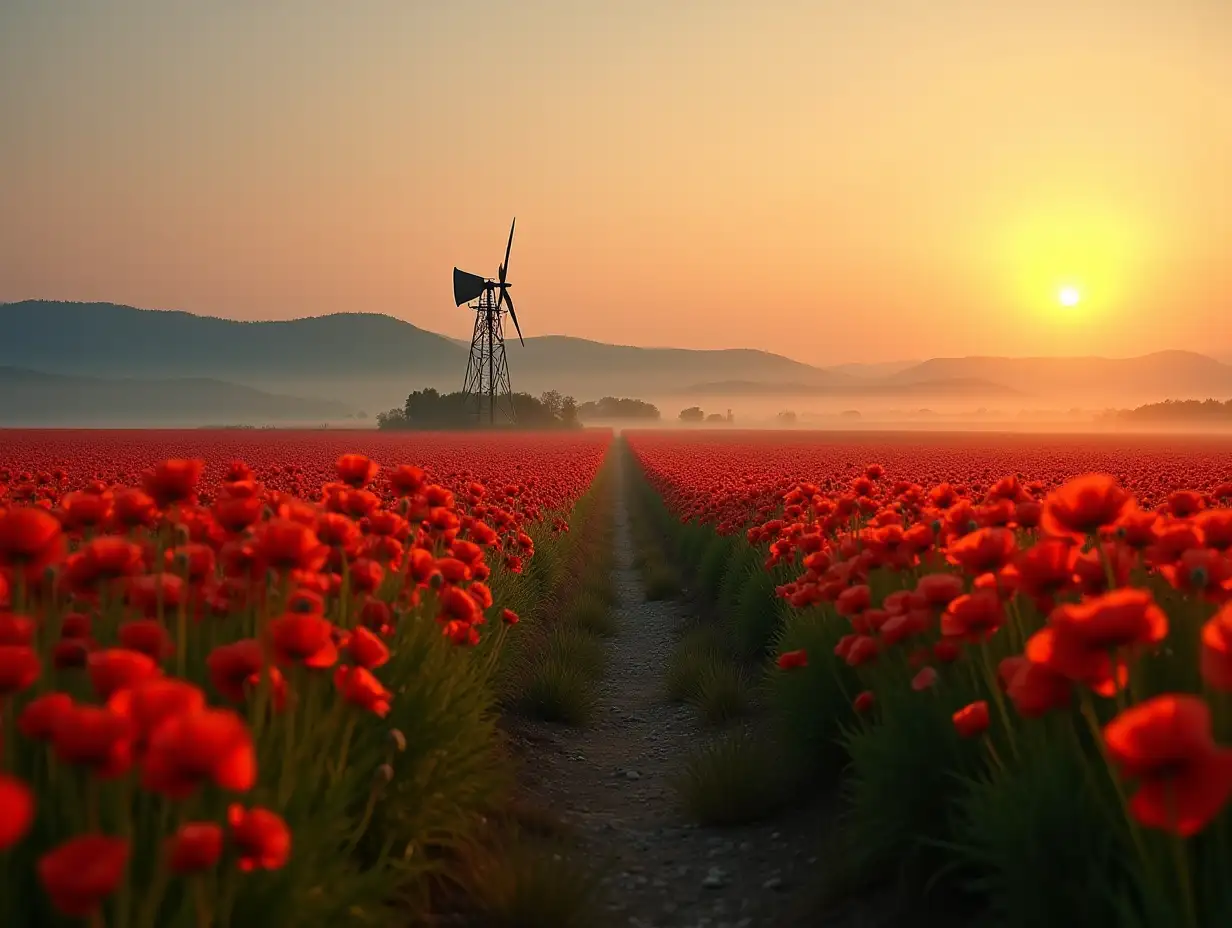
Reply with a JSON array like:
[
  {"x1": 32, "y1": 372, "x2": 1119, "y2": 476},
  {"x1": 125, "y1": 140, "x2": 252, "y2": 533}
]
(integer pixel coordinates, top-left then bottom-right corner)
[{"x1": 505, "y1": 455, "x2": 908, "y2": 928}]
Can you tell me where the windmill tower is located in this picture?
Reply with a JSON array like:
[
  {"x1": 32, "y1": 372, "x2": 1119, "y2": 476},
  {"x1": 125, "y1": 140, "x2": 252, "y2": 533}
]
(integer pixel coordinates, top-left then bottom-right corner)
[{"x1": 453, "y1": 218, "x2": 525, "y2": 425}]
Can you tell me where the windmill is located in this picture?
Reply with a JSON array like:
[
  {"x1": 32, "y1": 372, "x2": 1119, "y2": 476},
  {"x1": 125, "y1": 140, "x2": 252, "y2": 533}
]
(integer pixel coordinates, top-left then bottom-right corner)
[{"x1": 453, "y1": 218, "x2": 525, "y2": 425}]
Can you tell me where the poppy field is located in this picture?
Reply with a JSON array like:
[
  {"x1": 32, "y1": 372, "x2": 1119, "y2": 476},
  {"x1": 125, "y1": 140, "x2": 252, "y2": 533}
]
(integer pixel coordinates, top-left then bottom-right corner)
[
  {"x1": 0, "y1": 429, "x2": 610, "y2": 926},
  {"x1": 625, "y1": 429, "x2": 1232, "y2": 927}
]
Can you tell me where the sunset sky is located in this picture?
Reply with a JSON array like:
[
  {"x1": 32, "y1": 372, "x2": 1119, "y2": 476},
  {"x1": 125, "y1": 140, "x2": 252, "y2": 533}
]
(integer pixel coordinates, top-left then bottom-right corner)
[{"x1": 1, "y1": 0, "x2": 1228, "y2": 365}]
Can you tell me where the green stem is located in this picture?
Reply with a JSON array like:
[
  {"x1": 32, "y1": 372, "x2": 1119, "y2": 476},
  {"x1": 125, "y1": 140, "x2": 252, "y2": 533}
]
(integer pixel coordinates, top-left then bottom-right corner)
[
  {"x1": 194, "y1": 876, "x2": 212, "y2": 928},
  {"x1": 979, "y1": 640, "x2": 1019, "y2": 761},
  {"x1": 344, "y1": 787, "x2": 381, "y2": 854},
  {"x1": 87, "y1": 776, "x2": 101, "y2": 832},
  {"x1": 216, "y1": 865, "x2": 239, "y2": 926},
  {"x1": 1163, "y1": 780, "x2": 1200, "y2": 928},
  {"x1": 1079, "y1": 694, "x2": 1157, "y2": 884},
  {"x1": 176, "y1": 598, "x2": 189, "y2": 679},
  {"x1": 333, "y1": 715, "x2": 358, "y2": 785},
  {"x1": 1, "y1": 700, "x2": 13, "y2": 773},
  {"x1": 1096, "y1": 537, "x2": 1118, "y2": 591}
]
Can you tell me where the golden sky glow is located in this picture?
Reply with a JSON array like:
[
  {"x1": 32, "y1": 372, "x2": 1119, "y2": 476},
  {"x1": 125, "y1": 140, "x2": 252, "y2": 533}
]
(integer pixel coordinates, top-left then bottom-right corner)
[{"x1": 1, "y1": 0, "x2": 1229, "y2": 363}]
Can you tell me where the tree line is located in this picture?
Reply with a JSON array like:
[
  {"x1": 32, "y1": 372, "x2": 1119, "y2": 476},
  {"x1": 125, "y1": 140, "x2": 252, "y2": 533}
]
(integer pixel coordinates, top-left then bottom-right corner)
[
  {"x1": 377, "y1": 390, "x2": 751, "y2": 430},
  {"x1": 376, "y1": 391, "x2": 672, "y2": 430},
  {"x1": 1103, "y1": 398, "x2": 1232, "y2": 422}
]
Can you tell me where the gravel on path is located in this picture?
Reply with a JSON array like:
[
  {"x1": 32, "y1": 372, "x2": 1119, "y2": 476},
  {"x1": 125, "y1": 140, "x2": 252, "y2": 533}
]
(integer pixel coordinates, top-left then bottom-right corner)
[{"x1": 507, "y1": 452, "x2": 858, "y2": 928}]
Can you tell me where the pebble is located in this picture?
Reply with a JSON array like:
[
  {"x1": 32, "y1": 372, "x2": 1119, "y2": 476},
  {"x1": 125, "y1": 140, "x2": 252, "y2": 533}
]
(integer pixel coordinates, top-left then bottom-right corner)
[{"x1": 702, "y1": 866, "x2": 727, "y2": 889}]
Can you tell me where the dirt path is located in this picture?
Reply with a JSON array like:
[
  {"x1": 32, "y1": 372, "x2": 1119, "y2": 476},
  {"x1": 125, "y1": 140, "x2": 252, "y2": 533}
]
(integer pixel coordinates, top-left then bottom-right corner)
[{"x1": 511, "y1": 452, "x2": 836, "y2": 928}]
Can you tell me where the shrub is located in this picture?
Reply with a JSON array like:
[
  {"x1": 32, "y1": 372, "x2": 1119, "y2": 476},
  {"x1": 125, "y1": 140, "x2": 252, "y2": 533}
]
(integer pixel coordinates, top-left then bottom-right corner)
[{"x1": 675, "y1": 729, "x2": 789, "y2": 826}]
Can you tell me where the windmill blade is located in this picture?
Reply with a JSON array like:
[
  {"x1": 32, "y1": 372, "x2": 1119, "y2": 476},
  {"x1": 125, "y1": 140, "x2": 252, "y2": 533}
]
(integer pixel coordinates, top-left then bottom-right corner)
[
  {"x1": 499, "y1": 217, "x2": 516, "y2": 283},
  {"x1": 453, "y1": 267, "x2": 488, "y2": 306},
  {"x1": 502, "y1": 290, "x2": 525, "y2": 346}
]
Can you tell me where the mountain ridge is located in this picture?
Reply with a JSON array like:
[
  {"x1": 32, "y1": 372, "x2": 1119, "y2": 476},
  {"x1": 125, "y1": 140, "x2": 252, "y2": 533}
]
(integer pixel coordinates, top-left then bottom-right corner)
[{"x1": 4, "y1": 300, "x2": 1231, "y2": 409}]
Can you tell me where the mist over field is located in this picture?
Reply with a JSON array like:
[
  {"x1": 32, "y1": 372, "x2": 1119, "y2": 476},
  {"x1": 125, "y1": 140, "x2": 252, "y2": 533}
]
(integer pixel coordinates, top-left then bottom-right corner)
[{"x1": 3, "y1": 301, "x2": 1231, "y2": 432}]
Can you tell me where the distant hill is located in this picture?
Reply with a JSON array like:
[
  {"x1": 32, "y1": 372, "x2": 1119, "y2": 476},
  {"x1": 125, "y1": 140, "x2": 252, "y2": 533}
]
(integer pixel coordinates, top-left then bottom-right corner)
[
  {"x1": 0, "y1": 366, "x2": 352, "y2": 426},
  {"x1": 512, "y1": 335, "x2": 852, "y2": 396},
  {"x1": 0, "y1": 300, "x2": 465, "y2": 382},
  {"x1": 0, "y1": 301, "x2": 848, "y2": 407},
  {"x1": 5, "y1": 301, "x2": 1226, "y2": 413},
  {"x1": 888, "y1": 351, "x2": 1232, "y2": 399},
  {"x1": 826, "y1": 359, "x2": 922, "y2": 379},
  {"x1": 685, "y1": 377, "x2": 1020, "y2": 397}
]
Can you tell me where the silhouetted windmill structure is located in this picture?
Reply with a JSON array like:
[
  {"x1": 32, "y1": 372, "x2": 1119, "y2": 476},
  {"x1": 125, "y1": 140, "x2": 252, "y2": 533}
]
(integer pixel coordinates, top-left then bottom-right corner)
[{"x1": 453, "y1": 218, "x2": 525, "y2": 425}]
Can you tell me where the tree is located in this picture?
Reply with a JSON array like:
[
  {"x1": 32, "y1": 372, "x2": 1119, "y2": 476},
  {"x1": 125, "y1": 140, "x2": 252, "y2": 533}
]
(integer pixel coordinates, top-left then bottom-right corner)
[
  {"x1": 376, "y1": 408, "x2": 407, "y2": 430},
  {"x1": 560, "y1": 395, "x2": 578, "y2": 426},
  {"x1": 678, "y1": 406, "x2": 704, "y2": 423},
  {"x1": 776, "y1": 410, "x2": 797, "y2": 424},
  {"x1": 539, "y1": 390, "x2": 563, "y2": 420},
  {"x1": 577, "y1": 397, "x2": 660, "y2": 420}
]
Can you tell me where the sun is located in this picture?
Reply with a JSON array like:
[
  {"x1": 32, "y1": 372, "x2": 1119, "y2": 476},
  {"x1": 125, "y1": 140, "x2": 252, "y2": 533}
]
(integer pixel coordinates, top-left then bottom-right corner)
[{"x1": 1058, "y1": 285, "x2": 1081, "y2": 308}]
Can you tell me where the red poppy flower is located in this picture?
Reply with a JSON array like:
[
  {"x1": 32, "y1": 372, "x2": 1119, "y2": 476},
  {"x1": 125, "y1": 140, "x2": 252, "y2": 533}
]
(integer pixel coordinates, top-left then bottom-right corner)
[
  {"x1": 0, "y1": 774, "x2": 34, "y2": 850},
  {"x1": 143, "y1": 458, "x2": 204, "y2": 508},
  {"x1": 776, "y1": 648, "x2": 808, "y2": 670},
  {"x1": 911, "y1": 666, "x2": 938, "y2": 691},
  {"x1": 1201, "y1": 603, "x2": 1232, "y2": 692},
  {"x1": 141, "y1": 708, "x2": 256, "y2": 798},
  {"x1": 268, "y1": 613, "x2": 338, "y2": 669},
  {"x1": 345, "y1": 626, "x2": 390, "y2": 669},
  {"x1": 227, "y1": 805, "x2": 291, "y2": 871},
  {"x1": 940, "y1": 591, "x2": 1005, "y2": 642},
  {"x1": 334, "y1": 665, "x2": 393, "y2": 717},
  {"x1": 952, "y1": 701, "x2": 990, "y2": 738},
  {"x1": 1040, "y1": 474, "x2": 1132, "y2": 542},
  {"x1": 38, "y1": 834, "x2": 130, "y2": 916},
  {"x1": 166, "y1": 822, "x2": 224, "y2": 874},
  {"x1": 19, "y1": 691, "x2": 74, "y2": 741},
  {"x1": 51, "y1": 704, "x2": 134, "y2": 778},
  {"x1": 1025, "y1": 589, "x2": 1167, "y2": 696},
  {"x1": 87, "y1": 648, "x2": 160, "y2": 700},
  {"x1": 0, "y1": 506, "x2": 65, "y2": 579},
  {"x1": 0, "y1": 644, "x2": 41, "y2": 696},
  {"x1": 336, "y1": 454, "x2": 379, "y2": 489},
  {"x1": 1104, "y1": 694, "x2": 1232, "y2": 836}
]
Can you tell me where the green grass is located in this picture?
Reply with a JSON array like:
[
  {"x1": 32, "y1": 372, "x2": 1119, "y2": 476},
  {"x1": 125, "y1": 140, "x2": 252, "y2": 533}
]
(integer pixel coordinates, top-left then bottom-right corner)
[
  {"x1": 514, "y1": 634, "x2": 601, "y2": 725},
  {"x1": 447, "y1": 831, "x2": 605, "y2": 928},
  {"x1": 568, "y1": 589, "x2": 619, "y2": 637},
  {"x1": 543, "y1": 625, "x2": 607, "y2": 680},
  {"x1": 644, "y1": 562, "x2": 683, "y2": 601},
  {"x1": 665, "y1": 625, "x2": 727, "y2": 702},
  {"x1": 675, "y1": 729, "x2": 790, "y2": 826},
  {"x1": 688, "y1": 660, "x2": 752, "y2": 727}
]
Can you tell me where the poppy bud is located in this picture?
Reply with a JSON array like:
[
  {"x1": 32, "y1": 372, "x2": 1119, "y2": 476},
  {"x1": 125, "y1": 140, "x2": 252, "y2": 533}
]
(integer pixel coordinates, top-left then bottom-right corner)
[
  {"x1": 389, "y1": 729, "x2": 407, "y2": 753},
  {"x1": 375, "y1": 763, "x2": 394, "y2": 786}
]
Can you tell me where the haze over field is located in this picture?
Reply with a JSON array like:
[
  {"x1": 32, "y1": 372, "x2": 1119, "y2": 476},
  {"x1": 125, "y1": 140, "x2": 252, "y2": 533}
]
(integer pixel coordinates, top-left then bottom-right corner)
[{"x1": 3, "y1": 300, "x2": 1232, "y2": 429}]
